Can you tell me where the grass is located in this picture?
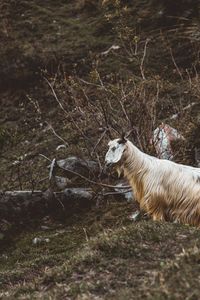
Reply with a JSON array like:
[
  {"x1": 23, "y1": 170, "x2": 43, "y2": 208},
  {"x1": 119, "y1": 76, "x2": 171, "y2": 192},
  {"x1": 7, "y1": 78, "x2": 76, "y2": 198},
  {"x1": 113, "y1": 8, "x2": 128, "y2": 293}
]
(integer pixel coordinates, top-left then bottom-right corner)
[
  {"x1": 1, "y1": 202, "x2": 200, "y2": 299},
  {"x1": 0, "y1": 0, "x2": 113, "y2": 83}
]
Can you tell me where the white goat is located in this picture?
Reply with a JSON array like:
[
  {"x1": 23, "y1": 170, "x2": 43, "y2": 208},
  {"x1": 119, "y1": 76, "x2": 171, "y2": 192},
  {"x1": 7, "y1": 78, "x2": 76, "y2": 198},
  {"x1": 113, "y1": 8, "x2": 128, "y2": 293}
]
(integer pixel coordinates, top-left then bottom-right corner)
[{"x1": 105, "y1": 137, "x2": 200, "y2": 226}]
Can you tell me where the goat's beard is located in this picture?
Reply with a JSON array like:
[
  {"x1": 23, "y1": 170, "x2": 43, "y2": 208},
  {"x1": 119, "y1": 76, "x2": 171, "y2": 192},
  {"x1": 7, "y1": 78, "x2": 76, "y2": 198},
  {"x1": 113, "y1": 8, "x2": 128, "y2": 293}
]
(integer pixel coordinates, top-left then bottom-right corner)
[{"x1": 116, "y1": 165, "x2": 124, "y2": 178}]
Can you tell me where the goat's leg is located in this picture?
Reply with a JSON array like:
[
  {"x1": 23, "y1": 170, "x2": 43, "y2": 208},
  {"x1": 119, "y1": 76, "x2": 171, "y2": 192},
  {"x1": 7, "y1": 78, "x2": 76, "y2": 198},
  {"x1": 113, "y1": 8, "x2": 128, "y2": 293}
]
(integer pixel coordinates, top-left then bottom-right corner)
[
  {"x1": 129, "y1": 210, "x2": 141, "y2": 221},
  {"x1": 146, "y1": 198, "x2": 166, "y2": 222},
  {"x1": 152, "y1": 212, "x2": 165, "y2": 222}
]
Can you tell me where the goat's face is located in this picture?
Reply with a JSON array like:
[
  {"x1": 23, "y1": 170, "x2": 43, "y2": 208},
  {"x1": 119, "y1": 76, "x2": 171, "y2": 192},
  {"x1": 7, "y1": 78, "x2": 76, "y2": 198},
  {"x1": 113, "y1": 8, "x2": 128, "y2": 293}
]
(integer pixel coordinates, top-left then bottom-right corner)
[{"x1": 105, "y1": 138, "x2": 127, "y2": 170}]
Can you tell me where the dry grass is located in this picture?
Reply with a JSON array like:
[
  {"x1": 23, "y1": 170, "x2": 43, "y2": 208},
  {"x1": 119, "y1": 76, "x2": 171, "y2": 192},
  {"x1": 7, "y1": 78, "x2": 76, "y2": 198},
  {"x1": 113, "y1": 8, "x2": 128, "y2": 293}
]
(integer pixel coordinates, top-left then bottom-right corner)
[{"x1": 1, "y1": 210, "x2": 200, "y2": 299}]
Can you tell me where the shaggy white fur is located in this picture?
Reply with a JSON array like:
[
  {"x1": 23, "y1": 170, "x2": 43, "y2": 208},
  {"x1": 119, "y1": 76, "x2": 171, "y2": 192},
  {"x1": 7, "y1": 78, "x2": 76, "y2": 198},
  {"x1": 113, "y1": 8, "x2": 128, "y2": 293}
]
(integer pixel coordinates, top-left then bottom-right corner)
[{"x1": 105, "y1": 138, "x2": 200, "y2": 226}]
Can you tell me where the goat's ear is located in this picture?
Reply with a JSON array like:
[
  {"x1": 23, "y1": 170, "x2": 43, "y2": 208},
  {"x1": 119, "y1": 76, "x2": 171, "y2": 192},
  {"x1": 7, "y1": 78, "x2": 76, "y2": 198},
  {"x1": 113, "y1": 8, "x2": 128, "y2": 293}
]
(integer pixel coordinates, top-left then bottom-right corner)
[{"x1": 118, "y1": 132, "x2": 127, "y2": 144}]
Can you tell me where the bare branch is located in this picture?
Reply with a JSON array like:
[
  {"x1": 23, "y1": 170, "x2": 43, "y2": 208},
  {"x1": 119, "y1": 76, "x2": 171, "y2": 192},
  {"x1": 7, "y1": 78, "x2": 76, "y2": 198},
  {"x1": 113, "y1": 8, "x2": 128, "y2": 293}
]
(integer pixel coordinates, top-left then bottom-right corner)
[
  {"x1": 140, "y1": 38, "x2": 150, "y2": 80},
  {"x1": 91, "y1": 129, "x2": 107, "y2": 155},
  {"x1": 169, "y1": 47, "x2": 183, "y2": 80},
  {"x1": 44, "y1": 76, "x2": 92, "y2": 145},
  {"x1": 44, "y1": 77, "x2": 68, "y2": 114},
  {"x1": 47, "y1": 123, "x2": 69, "y2": 146}
]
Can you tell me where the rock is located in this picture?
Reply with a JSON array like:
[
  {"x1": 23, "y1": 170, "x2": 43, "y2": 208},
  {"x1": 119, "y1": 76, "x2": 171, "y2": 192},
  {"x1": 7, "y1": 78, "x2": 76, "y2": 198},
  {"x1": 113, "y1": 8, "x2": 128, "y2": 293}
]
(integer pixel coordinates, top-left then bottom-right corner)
[
  {"x1": 32, "y1": 237, "x2": 50, "y2": 245},
  {"x1": 56, "y1": 156, "x2": 99, "y2": 178},
  {"x1": 114, "y1": 180, "x2": 134, "y2": 202},
  {"x1": 152, "y1": 123, "x2": 184, "y2": 160},
  {"x1": 0, "y1": 188, "x2": 94, "y2": 223},
  {"x1": 54, "y1": 176, "x2": 72, "y2": 190},
  {"x1": 63, "y1": 188, "x2": 93, "y2": 202},
  {"x1": 41, "y1": 226, "x2": 50, "y2": 231},
  {"x1": 129, "y1": 210, "x2": 141, "y2": 221}
]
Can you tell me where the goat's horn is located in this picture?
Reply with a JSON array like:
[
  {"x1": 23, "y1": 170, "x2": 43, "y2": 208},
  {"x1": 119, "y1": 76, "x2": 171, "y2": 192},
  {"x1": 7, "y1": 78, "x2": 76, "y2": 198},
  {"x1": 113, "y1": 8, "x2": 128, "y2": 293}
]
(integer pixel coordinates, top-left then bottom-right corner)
[
  {"x1": 119, "y1": 132, "x2": 127, "y2": 144},
  {"x1": 126, "y1": 128, "x2": 135, "y2": 138}
]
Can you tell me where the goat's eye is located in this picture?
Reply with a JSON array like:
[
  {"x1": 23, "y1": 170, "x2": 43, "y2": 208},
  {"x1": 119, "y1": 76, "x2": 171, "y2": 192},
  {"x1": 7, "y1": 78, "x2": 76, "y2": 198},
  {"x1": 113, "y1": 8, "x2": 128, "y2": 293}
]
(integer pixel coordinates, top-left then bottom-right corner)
[{"x1": 112, "y1": 147, "x2": 116, "y2": 151}]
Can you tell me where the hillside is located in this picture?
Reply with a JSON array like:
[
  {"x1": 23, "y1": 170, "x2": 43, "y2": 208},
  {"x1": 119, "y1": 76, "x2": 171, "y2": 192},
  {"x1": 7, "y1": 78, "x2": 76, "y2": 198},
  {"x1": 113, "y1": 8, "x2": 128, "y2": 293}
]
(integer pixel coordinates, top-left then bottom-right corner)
[{"x1": 1, "y1": 1, "x2": 200, "y2": 299}]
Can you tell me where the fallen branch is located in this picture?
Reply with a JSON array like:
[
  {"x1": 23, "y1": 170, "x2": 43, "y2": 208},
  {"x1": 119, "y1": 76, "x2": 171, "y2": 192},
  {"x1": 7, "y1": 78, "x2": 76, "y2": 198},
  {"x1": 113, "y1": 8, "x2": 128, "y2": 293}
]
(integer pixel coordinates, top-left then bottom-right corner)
[
  {"x1": 100, "y1": 189, "x2": 133, "y2": 196},
  {"x1": 0, "y1": 189, "x2": 94, "y2": 223}
]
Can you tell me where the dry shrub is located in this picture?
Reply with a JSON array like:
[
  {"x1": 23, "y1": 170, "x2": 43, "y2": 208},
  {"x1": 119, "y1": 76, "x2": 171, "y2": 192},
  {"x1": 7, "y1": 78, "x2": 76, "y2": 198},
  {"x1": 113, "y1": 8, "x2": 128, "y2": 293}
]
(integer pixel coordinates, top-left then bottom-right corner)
[{"x1": 43, "y1": 0, "x2": 200, "y2": 168}]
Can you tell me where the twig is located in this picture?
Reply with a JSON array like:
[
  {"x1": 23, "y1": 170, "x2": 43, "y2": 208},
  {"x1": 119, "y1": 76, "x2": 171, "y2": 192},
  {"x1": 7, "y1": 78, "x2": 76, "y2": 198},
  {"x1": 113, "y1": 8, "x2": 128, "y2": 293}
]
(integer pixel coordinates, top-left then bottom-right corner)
[
  {"x1": 91, "y1": 129, "x2": 107, "y2": 155},
  {"x1": 186, "y1": 68, "x2": 192, "y2": 89},
  {"x1": 47, "y1": 123, "x2": 69, "y2": 146},
  {"x1": 152, "y1": 81, "x2": 159, "y2": 128},
  {"x1": 97, "y1": 72, "x2": 116, "y2": 98},
  {"x1": 101, "y1": 189, "x2": 133, "y2": 196},
  {"x1": 44, "y1": 77, "x2": 68, "y2": 114},
  {"x1": 44, "y1": 77, "x2": 91, "y2": 143},
  {"x1": 49, "y1": 158, "x2": 56, "y2": 180},
  {"x1": 44, "y1": 77, "x2": 68, "y2": 115},
  {"x1": 38, "y1": 176, "x2": 49, "y2": 183},
  {"x1": 119, "y1": 87, "x2": 131, "y2": 125},
  {"x1": 39, "y1": 154, "x2": 52, "y2": 162},
  {"x1": 54, "y1": 193, "x2": 65, "y2": 210},
  {"x1": 79, "y1": 78, "x2": 102, "y2": 89},
  {"x1": 169, "y1": 102, "x2": 196, "y2": 120},
  {"x1": 101, "y1": 45, "x2": 120, "y2": 56},
  {"x1": 83, "y1": 227, "x2": 89, "y2": 242},
  {"x1": 140, "y1": 38, "x2": 150, "y2": 80},
  {"x1": 169, "y1": 47, "x2": 183, "y2": 80}
]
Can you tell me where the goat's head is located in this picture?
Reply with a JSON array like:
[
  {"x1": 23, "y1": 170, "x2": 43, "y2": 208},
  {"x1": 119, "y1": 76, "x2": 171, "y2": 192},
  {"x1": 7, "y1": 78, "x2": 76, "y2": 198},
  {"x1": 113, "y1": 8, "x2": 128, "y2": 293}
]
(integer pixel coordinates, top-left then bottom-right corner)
[{"x1": 105, "y1": 135, "x2": 127, "y2": 172}]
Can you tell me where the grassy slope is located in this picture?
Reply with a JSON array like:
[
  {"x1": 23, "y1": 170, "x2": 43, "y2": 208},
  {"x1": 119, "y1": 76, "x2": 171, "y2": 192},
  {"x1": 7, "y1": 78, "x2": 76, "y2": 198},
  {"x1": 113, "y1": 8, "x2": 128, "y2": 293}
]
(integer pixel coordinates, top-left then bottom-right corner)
[
  {"x1": 1, "y1": 210, "x2": 200, "y2": 299},
  {"x1": 1, "y1": 0, "x2": 200, "y2": 190},
  {"x1": 1, "y1": 1, "x2": 200, "y2": 299},
  {"x1": 0, "y1": 0, "x2": 113, "y2": 191},
  {"x1": 0, "y1": 0, "x2": 112, "y2": 83}
]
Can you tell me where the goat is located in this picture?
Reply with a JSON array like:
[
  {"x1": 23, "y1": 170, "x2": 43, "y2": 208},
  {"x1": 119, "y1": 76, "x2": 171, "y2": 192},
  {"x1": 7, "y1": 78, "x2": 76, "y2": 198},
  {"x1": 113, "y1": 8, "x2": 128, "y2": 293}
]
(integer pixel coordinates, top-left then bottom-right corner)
[{"x1": 105, "y1": 136, "x2": 200, "y2": 226}]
